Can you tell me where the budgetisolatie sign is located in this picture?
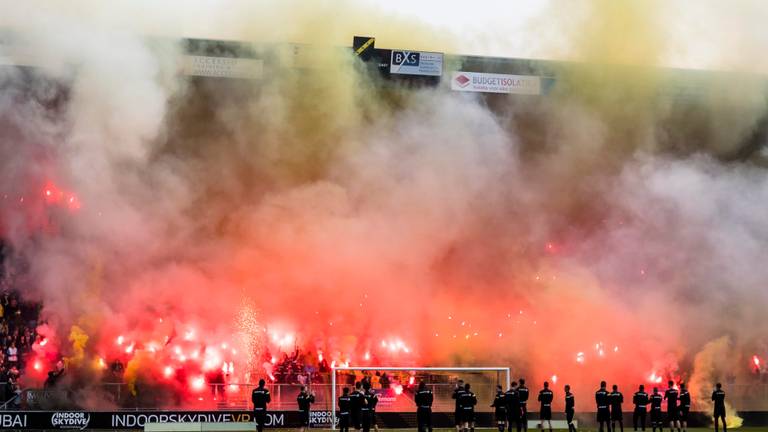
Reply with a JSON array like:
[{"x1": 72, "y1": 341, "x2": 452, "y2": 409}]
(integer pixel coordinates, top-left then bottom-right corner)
[{"x1": 451, "y1": 71, "x2": 541, "y2": 95}]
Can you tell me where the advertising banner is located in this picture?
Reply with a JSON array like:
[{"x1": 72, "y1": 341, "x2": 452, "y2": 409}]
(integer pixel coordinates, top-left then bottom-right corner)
[
  {"x1": 451, "y1": 71, "x2": 541, "y2": 95},
  {"x1": 182, "y1": 56, "x2": 263, "y2": 79},
  {"x1": 390, "y1": 50, "x2": 443, "y2": 76},
  {"x1": 0, "y1": 410, "x2": 725, "y2": 430}
]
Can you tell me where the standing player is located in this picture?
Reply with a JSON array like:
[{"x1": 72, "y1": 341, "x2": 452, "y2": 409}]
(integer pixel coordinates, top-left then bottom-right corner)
[
  {"x1": 506, "y1": 381, "x2": 521, "y2": 432},
  {"x1": 650, "y1": 387, "x2": 663, "y2": 432},
  {"x1": 350, "y1": 382, "x2": 365, "y2": 432},
  {"x1": 453, "y1": 380, "x2": 467, "y2": 432},
  {"x1": 596, "y1": 381, "x2": 611, "y2": 432},
  {"x1": 678, "y1": 384, "x2": 690, "y2": 432},
  {"x1": 610, "y1": 385, "x2": 625, "y2": 432},
  {"x1": 297, "y1": 386, "x2": 315, "y2": 432},
  {"x1": 664, "y1": 381, "x2": 680, "y2": 432},
  {"x1": 459, "y1": 383, "x2": 478, "y2": 432},
  {"x1": 415, "y1": 381, "x2": 434, "y2": 432},
  {"x1": 492, "y1": 385, "x2": 508, "y2": 432},
  {"x1": 712, "y1": 383, "x2": 727, "y2": 432},
  {"x1": 362, "y1": 382, "x2": 379, "y2": 432},
  {"x1": 252, "y1": 379, "x2": 271, "y2": 432},
  {"x1": 538, "y1": 381, "x2": 554, "y2": 432},
  {"x1": 338, "y1": 388, "x2": 352, "y2": 432},
  {"x1": 518, "y1": 379, "x2": 530, "y2": 432},
  {"x1": 564, "y1": 385, "x2": 576, "y2": 432},
  {"x1": 633, "y1": 385, "x2": 649, "y2": 432}
]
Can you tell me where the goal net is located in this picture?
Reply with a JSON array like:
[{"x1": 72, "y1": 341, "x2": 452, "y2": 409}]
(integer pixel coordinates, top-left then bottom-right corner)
[{"x1": 329, "y1": 367, "x2": 511, "y2": 429}]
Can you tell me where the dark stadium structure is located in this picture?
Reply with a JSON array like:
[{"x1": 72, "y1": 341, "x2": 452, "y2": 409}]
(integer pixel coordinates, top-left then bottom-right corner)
[{"x1": 3, "y1": 34, "x2": 768, "y2": 166}]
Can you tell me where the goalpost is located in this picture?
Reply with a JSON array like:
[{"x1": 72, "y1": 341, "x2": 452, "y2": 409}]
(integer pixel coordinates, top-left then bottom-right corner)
[{"x1": 330, "y1": 366, "x2": 511, "y2": 430}]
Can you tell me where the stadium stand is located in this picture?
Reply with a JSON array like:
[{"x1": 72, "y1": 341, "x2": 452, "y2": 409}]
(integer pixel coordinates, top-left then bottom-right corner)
[{"x1": 0, "y1": 239, "x2": 42, "y2": 408}]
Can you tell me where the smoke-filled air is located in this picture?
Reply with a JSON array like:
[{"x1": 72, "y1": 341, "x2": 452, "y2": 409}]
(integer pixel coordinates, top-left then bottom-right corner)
[{"x1": 1, "y1": 0, "x2": 767, "y2": 422}]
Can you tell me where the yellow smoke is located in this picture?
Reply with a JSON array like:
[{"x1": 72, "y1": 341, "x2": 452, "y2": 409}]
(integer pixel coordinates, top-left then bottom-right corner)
[
  {"x1": 64, "y1": 325, "x2": 89, "y2": 368},
  {"x1": 534, "y1": 0, "x2": 768, "y2": 167},
  {"x1": 689, "y1": 337, "x2": 743, "y2": 429},
  {"x1": 124, "y1": 351, "x2": 154, "y2": 397}
]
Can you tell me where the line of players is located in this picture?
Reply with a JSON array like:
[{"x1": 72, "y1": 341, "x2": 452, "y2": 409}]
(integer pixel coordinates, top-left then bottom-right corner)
[
  {"x1": 479, "y1": 379, "x2": 728, "y2": 432},
  {"x1": 250, "y1": 377, "x2": 729, "y2": 432},
  {"x1": 337, "y1": 380, "x2": 380, "y2": 432}
]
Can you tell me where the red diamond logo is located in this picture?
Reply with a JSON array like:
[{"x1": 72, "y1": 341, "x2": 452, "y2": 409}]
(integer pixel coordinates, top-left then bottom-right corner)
[{"x1": 455, "y1": 74, "x2": 470, "y2": 88}]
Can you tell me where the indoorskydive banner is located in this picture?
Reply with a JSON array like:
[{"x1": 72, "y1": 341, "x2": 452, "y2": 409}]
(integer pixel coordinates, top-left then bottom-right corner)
[{"x1": 0, "y1": 410, "x2": 743, "y2": 430}]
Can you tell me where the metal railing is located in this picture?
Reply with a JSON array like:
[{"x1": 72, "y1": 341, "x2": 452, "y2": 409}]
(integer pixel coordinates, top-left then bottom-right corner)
[{"x1": 0, "y1": 382, "x2": 22, "y2": 410}]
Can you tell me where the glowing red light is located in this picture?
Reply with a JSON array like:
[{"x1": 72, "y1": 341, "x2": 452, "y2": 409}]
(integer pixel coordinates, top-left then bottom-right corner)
[
  {"x1": 163, "y1": 366, "x2": 174, "y2": 378},
  {"x1": 753, "y1": 355, "x2": 761, "y2": 367},
  {"x1": 33, "y1": 361, "x2": 41, "y2": 371},
  {"x1": 66, "y1": 194, "x2": 81, "y2": 210},
  {"x1": 190, "y1": 376, "x2": 206, "y2": 392},
  {"x1": 394, "y1": 384, "x2": 403, "y2": 395},
  {"x1": 39, "y1": 338, "x2": 48, "y2": 347},
  {"x1": 408, "y1": 376, "x2": 415, "y2": 385},
  {"x1": 545, "y1": 242, "x2": 560, "y2": 254},
  {"x1": 648, "y1": 372, "x2": 663, "y2": 384}
]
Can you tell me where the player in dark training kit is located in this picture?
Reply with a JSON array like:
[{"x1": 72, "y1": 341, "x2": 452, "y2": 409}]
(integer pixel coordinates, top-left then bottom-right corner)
[
  {"x1": 459, "y1": 383, "x2": 478, "y2": 432},
  {"x1": 518, "y1": 379, "x2": 530, "y2": 432},
  {"x1": 650, "y1": 387, "x2": 663, "y2": 432},
  {"x1": 564, "y1": 385, "x2": 576, "y2": 432},
  {"x1": 453, "y1": 380, "x2": 466, "y2": 432},
  {"x1": 252, "y1": 379, "x2": 271, "y2": 432},
  {"x1": 538, "y1": 381, "x2": 554, "y2": 432},
  {"x1": 664, "y1": 381, "x2": 680, "y2": 432},
  {"x1": 678, "y1": 384, "x2": 690, "y2": 432},
  {"x1": 338, "y1": 388, "x2": 352, "y2": 432},
  {"x1": 362, "y1": 381, "x2": 379, "y2": 432},
  {"x1": 350, "y1": 382, "x2": 365, "y2": 431},
  {"x1": 297, "y1": 386, "x2": 315, "y2": 432},
  {"x1": 506, "y1": 381, "x2": 521, "y2": 432},
  {"x1": 492, "y1": 385, "x2": 508, "y2": 432},
  {"x1": 633, "y1": 385, "x2": 649, "y2": 431},
  {"x1": 610, "y1": 384, "x2": 625, "y2": 432},
  {"x1": 415, "y1": 381, "x2": 434, "y2": 432},
  {"x1": 712, "y1": 383, "x2": 727, "y2": 432},
  {"x1": 596, "y1": 381, "x2": 611, "y2": 432}
]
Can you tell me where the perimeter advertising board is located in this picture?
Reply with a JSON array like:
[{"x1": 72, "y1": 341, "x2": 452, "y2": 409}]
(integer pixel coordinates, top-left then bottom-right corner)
[{"x1": 0, "y1": 410, "x2": 724, "y2": 429}]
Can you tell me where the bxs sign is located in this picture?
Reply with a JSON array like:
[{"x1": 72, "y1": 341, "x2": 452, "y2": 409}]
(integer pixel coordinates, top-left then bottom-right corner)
[{"x1": 390, "y1": 50, "x2": 443, "y2": 76}]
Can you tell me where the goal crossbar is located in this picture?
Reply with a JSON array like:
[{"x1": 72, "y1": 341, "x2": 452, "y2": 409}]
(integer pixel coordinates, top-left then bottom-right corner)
[{"x1": 330, "y1": 366, "x2": 511, "y2": 429}]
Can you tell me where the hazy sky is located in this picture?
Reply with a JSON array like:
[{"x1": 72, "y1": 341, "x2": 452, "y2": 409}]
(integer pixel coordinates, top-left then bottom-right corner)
[{"x1": 1, "y1": 0, "x2": 768, "y2": 71}]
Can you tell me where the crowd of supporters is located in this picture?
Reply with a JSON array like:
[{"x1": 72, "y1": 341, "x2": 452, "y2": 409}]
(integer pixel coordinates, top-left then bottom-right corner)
[{"x1": 0, "y1": 241, "x2": 43, "y2": 407}]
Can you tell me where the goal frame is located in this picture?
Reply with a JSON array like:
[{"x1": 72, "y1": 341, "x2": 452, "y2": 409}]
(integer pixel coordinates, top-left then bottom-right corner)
[{"x1": 330, "y1": 366, "x2": 511, "y2": 430}]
